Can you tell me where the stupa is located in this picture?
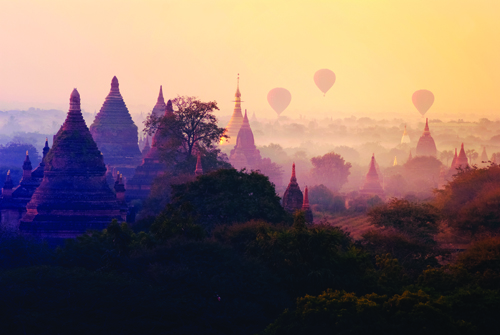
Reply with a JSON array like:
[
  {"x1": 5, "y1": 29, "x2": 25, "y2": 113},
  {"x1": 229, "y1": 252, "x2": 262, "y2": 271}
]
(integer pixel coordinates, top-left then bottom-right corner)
[
  {"x1": 360, "y1": 154, "x2": 384, "y2": 197},
  {"x1": 0, "y1": 140, "x2": 50, "y2": 231},
  {"x1": 89, "y1": 76, "x2": 142, "y2": 179},
  {"x1": 126, "y1": 100, "x2": 174, "y2": 201},
  {"x1": 452, "y1": 143, "x2": 469, "y2": 170},
  {"x1": 229, "y1": 110, "x2": 262, "y2": 169},
  {"x1": 302, "y1": 186, "x2": 313, "y2": 223},
  {"x1": 450, "y1": 148, "x2": 458, "y2": 168},
  {"x1": 416, "y1": 118, "x2": 437, "y2": 157},
  {"x1": 282, "y1": 163, "x2": 303, "y2": 213},
  {"x1": 220, "y1": 75, "x2": 244, "y2": 146},
  {"x1": 19, "y1": 89, "x2": 123, "y2": 239},
  {"x1": 481, "y1": 146, "x2": 488, "y2": 164},
  {"x1": 151, "y1": 85, "x2": 168, "y2": 117},
  {"x1": 401, "y1": 125, "x2": 410, "y2": 144}
]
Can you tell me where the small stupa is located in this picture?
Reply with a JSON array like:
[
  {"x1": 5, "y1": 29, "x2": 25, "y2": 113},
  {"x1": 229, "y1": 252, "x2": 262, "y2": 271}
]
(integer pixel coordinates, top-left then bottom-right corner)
[
  {"x1": 89, "y1": 76, "x2": 142, "y2": 179},
  {"x1": 229, "y1": 110, "x2": 262, "y2": 169},
  {"x1": 126, "y1": 100, "x2": 174, "y2": 201},
  {"x1": 400, "y1": 125, "x2": 410, "y2": 144},
  {"x1": 220, "y1": 75, "x2": 244, "y2": 146},
  {"x1": 416, "y1": 118, "x2": 437, "y2": 157},
  {"x1": 20, "y1": 89, "x2": 123, "y2": 239},
  {"x1": 151, "y1": 85, "x2": 168, "y2": 117},
  {"x1": 481, "y1": 146, "x2": 488, "y2": 164},
  {"x1": 282, "y1": 163, "x2": 303, "y2": 213},
  {"x1": 360, "y1": 154, "x2": 384, "y2": 197},
  {"x1": 302, "y1": 186, "x2": 313, "y2": 223},
  {"x1": 0, "y1": 141, "x2": 50, "y2": 231},
  {"x1": 453, "y1": 143, "x2": 469, "y2": 170}
]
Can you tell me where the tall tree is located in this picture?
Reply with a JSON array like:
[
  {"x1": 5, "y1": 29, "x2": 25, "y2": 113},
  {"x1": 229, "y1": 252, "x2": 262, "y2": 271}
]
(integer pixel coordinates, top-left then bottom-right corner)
[
  {"x1": 144, "y1": 96, "x2": 228, "y2": 171},
  {"x1": 310, "y1": 152, "x2": 351, "y2": 192}
]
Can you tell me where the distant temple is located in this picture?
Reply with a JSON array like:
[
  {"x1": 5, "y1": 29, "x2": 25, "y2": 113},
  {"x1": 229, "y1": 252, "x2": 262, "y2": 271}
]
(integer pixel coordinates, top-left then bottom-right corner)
[
  {"x1": 0, "y1": 140, "x2": 50, "y2": 231},
  {"x1": 302, "y1": 186, "x2": 313, "y2": 223},
  {"x1": 126, "y1": 99, "x2": 174, "y2": 201},
  {"x1": 416, "y1": 118, "x2": 437, "y2": 157},
  {"x1": 19, "y1": 89, "x2": 123, "y2": 239},
  {"x1": 400, "y1": 125, "x2": 410, "y2": 144},
  {"x1": 151, "y1": 85, "x2": 168, "y2": 117},
  {"x1": 282, "y1": 163, "x2": 303, "y2": 213},
  {"x1": 450, "y1": 143, "x2": 469, "y2": 171},
  {"x1": 481, "y1": 146, "x2": 488, "y2": 165},
  {"x1": 221, "y1": 75, "x2": 244, "y2": 146},
  {"x1": 89, "y1": 76, "x2": 142, "y2": 180},
  {"x1": 229, "y1": 110, "x2": 262, "y2": 169},
  {"x1": 360, "y1": 154, "x2": 384, "y2": 197}
]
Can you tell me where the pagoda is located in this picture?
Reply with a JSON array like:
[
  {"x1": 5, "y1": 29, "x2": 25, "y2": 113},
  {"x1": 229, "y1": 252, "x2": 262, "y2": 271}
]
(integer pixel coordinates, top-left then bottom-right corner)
[
  {"x1": 126, "y1": 100, "x2": 174, "y2": 201},
  {"x1": 480, "y1": 146, "x2": 488, "y2": 165},
  {"x1": 282, "y1": 163, "x2": 303, "y2": 213},
  {"x1": 229, "y1": 110, "x2": 262, "y2": 169},
  {"x1": 19, "y1": 89, "x2": 123, "y2": 239},
  {"x1": 400, "y1": 125, "x2": 410, "y2": 144},
  {"x1": 360, "y1": 154, "x2": 385, "y2": 197},
  {"x1": 220, "y1": 75, "x2": 244, "y2": 146},
  {"x1": 89, "y1": 76, "x2": 142, "y2": 179},
  {"x1": 416, "y1": 118, "x2": 437, "y2": 157},
  {"x1": 451, "y1": 143, "x2": 469, "y2": 171},
  {"x1": 0, "y1": 140, "x2": 50, "y2": 231},
  {"x1": 450, "y1": 148, "x2": 458, "y2": 168},
  {"x1": 302, "y1": 186, "x2": 313, "y2": 223},
  {"x1": 151, "y1": 85, "x2": 168, "y2": 117}
]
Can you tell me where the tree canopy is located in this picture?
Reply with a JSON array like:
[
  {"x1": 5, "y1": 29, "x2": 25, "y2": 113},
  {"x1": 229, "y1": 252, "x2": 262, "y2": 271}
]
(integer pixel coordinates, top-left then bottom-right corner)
[{"x1": 310, "y1": 152, "x2": 351, "y2": 192}]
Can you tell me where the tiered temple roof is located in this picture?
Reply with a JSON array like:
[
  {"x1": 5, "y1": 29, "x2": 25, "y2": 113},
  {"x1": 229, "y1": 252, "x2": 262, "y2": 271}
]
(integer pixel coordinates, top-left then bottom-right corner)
[
  {"x1": 282, "y1": 163, "x2": 303, "y2": 213},
  {"x1": 19, "y1": 89, "x2": 123, "y2": 239},
  {"x1": 229, "y1": 110, "x2": 262, "y2": 169},
  {"x1": 126, "y1": 100, "x2": 174, "y2": 201},
  {"x1": 360, "y1": 154, "x2": 385, "y2": 197},
  {"x1": 451, "y1": 143, "x2": 469, "y2": 171},
  {"x1": 416, "y1": 118, "x2": 437, "y2": 157},
  {"x1": 89, "y1": 76, "x2": 142, "y2": 179},
  {"x1": 1, "y1": 141, "x2": 50, "y2": 231},
  {"x1": 221, "y1": 75, "x2": 244, "y2": 146}
]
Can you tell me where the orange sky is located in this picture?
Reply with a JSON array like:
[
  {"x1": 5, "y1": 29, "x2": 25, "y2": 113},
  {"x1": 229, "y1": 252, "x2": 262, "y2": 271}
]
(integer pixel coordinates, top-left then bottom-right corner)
[{"x1": 1, "y1": 0, "x2": 499, "y2": 122}]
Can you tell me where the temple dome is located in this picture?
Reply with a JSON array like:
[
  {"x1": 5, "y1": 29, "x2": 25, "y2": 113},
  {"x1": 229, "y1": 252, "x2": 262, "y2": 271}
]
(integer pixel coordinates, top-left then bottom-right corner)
[{"x1": 360, "y1": 154, "x2": 384, "y2": 197}]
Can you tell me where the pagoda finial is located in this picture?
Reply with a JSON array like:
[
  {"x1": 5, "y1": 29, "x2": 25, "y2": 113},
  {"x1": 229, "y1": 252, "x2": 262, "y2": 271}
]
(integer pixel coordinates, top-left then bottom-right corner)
[
  {"x1": 291, "y1": 162, "x2": 296, "y2": 182},
  {"x1": 111, "y1": 76, "x2": 119, "y2": 91},
  {"x1": 243, "y1": 109, "x2": 249, "y2": 123},
  {"x1": 235, "y1": 74, "x2": 241, "y2": 98},
  {"x1": 70, "y1": 89, "x2": 80, "y2": 108},
  {"x1": 424, "y1": 118, "x2": 429, "y2": 132},
  {"x1": 157, "y1": 85, "x2": 165, "y2": 104},
  {"x1": 393, "y1": 156, "x2": 398, "y2": 166}
]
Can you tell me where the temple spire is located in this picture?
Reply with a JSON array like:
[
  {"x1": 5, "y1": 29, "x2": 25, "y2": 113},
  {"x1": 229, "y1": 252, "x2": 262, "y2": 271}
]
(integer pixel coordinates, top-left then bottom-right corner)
[
  {"x1": 235, "y1": 74, "x2": 241, "y2": 98},
  {"x1": 393, "y1": 156, "x2": 398, "y2": 166},
  {"x1": 291, "y1": 162, "x2": 297, "y2": 182},
  {"x1": 158, "y1": 85, "x2": 164, "y2": 104},
  {"x1": 111, "y1": 76, "x2": 119, "y2": 92},
  {"x1": 2, "y1": 170, "x2": 13, "y2": 198},
  {"x1": 22, "y1": 150, "x2": 32, "y2": 180},
  {"x1": 302, "y1": 186, "x2": 310, "y2": 210},
  {"x1": 43, "y1": 138, "x2": 49, "y2": 158},
  {"x1": 195, "y1": 152, "x2": 203, "y2": 176},
  {"x1": 424, "y1": 118, "x2": 429, "y2": 133}
]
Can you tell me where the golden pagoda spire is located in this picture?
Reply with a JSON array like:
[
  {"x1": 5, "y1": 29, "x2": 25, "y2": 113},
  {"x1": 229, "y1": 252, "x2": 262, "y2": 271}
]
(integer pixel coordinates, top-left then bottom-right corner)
[
  {"x1": 220, "y1": 74, "x2": 244, "y2": 145},
  {"x1": 393, "y1": 156, "x2": 398, "y2": 166}
]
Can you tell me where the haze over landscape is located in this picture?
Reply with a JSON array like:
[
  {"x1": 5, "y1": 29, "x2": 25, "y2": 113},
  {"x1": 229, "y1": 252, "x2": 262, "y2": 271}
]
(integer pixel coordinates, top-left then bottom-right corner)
[{"x1": 2, "y1": 1, "x2": 500, "y2": 334}]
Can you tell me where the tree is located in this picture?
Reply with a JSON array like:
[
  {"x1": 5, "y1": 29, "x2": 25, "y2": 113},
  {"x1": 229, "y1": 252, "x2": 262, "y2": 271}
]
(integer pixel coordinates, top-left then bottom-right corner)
[
  {"x1": 165, "y1": 168, "x2": 290, "y2": 230},
  {"x1": 310, "y1": 152, "x2": 351, "y2": 192},
  {"x1": 466, "y1": 149, "x2": 477, "y2": 165},
  {"x1": 434, "y1": 164, "x2": 500, "y2": 236},
  {"x1": 308, "y1": 184, "x2": 345, "y2": 213},
  {"x1": 440, "y1": 150, "x2": 454, "y2": 166},
  {"x1": 367, "y1": 198, "x2": 440, "y2": 241},
  {"x1": 144, "y1": 96, "x2": 227, "y2": 172}
]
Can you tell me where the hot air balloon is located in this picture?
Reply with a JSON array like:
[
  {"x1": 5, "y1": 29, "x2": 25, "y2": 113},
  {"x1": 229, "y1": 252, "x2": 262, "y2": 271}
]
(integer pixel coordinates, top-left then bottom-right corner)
[
  {"x1": 412, "y1": 90, "x2": 434, "y2": 117},
  {"x1": 267, "y1": 88, "x2": 291, "y2": 117},
  {"x1": 314, "y1": 69, "x2": 336, "y2": 96}
]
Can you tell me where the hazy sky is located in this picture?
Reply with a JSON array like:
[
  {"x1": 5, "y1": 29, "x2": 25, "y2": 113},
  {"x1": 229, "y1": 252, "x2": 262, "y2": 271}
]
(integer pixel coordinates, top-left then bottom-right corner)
[{"x1": 1, "y1": 0, "x2": 500, "y2": 122}]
